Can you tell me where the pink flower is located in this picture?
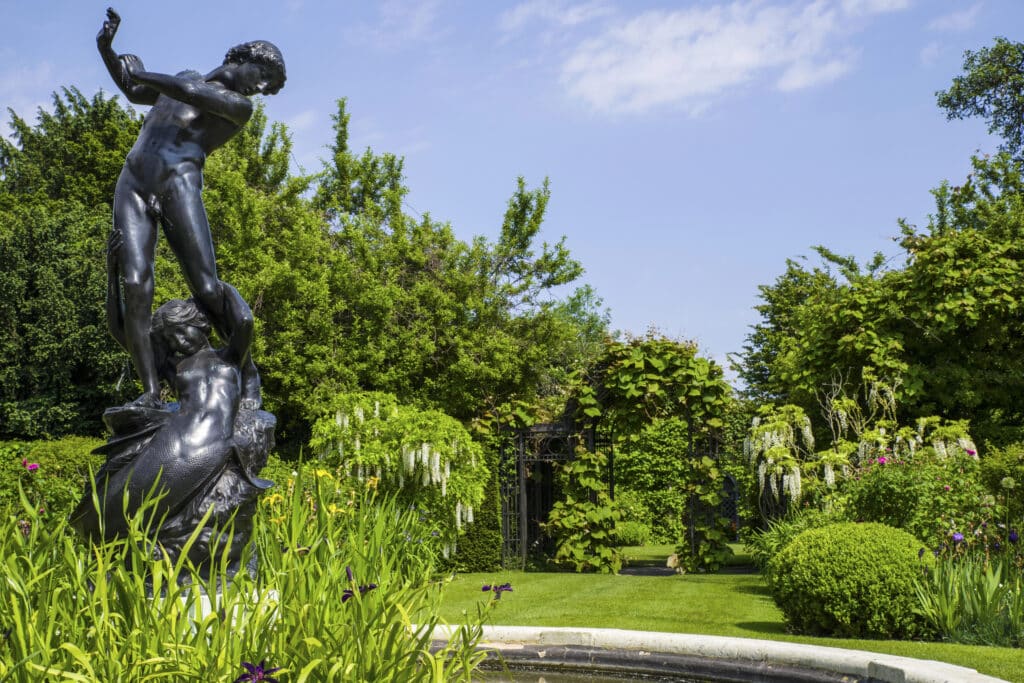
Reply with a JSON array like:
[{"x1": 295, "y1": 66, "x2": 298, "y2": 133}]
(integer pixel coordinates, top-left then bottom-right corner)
[
  {"x1": 966, "y1": 449, "x2": 977, "y2": 456},
  {"x1": 21, "y1": 459, "x2": 39, "y2": 472},
  {"x1": 877, "y1": 457, "x2": 887, "y2": 465},
  {"x1": 944, "y1": 485, "x2": 951, "y2": 492}
]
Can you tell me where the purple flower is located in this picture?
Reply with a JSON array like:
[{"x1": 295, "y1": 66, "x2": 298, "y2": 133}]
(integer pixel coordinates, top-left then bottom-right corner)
[
  {"x1": 234, "y1": 660, "x2": 280, "y2": 683},
  {"x1": 1010, "y1": 530, "x2": 1019, "y2": 544},
  {"x1": 943, "y1": 485, "x2": 951, "y2": 492},
  {"x1": 342, "y1": 566, "x2": 378, "y2": 603},
  {"x1": 952, "y1": 532, "x2": 964, "y2": 544},
  {"x1": 21, "y1": 459, "x2": 38, "y2": 472},
  {"x1": 966, "y1": 449, "x2": 977, "y2": 456},
  {"x1": 482, "y1": 582, "x2": 513, "y2": 599},
  {"x1": 877, "y1": 457, "x2": 887, "y2": 465}
]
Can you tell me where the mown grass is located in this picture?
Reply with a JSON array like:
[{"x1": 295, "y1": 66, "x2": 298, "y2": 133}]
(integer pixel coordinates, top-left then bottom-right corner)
[{"x1": 439, "y1": 546, "x2": 1023, "y2": 683}]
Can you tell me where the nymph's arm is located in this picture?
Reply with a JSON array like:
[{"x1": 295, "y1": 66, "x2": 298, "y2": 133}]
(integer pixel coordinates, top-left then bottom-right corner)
[
  {"x1": 105, "y1": 230, "x2": 128, "y2": 351},
  {"x1": 128, "y1": 70, "x2": 254, "y2": 127},
  {"x1": 96, "y1": 8, "x2": 159, "y2": 106}
]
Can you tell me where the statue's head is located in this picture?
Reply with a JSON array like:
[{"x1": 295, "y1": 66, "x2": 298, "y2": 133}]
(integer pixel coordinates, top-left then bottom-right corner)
[
  {"x1": 152, "y1": 299, "x2": 211, "y2": 356},
  {"x1": 223, "y1": 40, "x2": 286, "y2": 95}
]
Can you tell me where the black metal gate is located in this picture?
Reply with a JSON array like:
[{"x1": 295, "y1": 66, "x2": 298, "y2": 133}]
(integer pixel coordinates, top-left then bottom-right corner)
[{"x1": 501, "y1": 422, "x2": 575, "y2": 568}]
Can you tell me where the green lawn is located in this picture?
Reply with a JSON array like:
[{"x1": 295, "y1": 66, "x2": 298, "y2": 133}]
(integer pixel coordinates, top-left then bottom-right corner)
[{"x1": 438, "y1": 547, "x2": 1024, "y2": 682}]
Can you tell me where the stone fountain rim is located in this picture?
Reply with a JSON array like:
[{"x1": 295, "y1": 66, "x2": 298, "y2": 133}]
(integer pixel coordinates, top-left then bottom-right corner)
[{"x1": 430, "y1": 625, "x2": 1009, "y2": 683}]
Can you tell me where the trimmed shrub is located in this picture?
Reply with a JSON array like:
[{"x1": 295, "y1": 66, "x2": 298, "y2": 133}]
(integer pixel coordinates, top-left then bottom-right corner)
[
  {"x1": 612, "y1": 520, "x2": 652, "y2": 547},
  {"x1": 768, "y1": 522, "x2": 932, "y2": 639},
  {"x1": 745, "y1": 507, "x2": 847, "y2": 577},
  {"x1": 453, "y1": 454, "x2": 503, "y2": 572}
]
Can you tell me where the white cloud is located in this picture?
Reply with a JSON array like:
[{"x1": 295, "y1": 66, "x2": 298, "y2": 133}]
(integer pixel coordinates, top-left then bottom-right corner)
[
  {"x1": 777, "y1": 55, "x2": 854, "y2": 91},
  {"x1": 352, "y1": 0, "x2": 446, "y2": 49},
  {"x1": 0, "y1": 62, "x2": 55, "y2": 139},
  {"x1": 919, "y1": 41, "x2": 942, "y2": 66},
  {"x1": 286, "y1": 109, "x2": 319, "y2": 132},
  {"x1": 500, "y1": 0, "x2": 613, "y2": 34},
  {"x1": 840, "y1": 0, "x2": 910, "y2": 17},
  {"x1": 927, "y1": 3, "x2": 982, "y2": 32},
  {"x1": 556, "y1": 0, "x2": 909, "y2": 115}
]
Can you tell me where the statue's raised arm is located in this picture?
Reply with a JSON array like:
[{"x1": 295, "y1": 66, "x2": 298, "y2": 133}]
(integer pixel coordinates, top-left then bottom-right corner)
[{"x1": 97, "y1": 7, "x2": 159, "y2": 106}]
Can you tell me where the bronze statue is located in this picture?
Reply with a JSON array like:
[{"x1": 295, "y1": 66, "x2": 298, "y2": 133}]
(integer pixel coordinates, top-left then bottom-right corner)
[
  {"x1": 72, "y1": 230, "x2": 275, "y2": 577},
  {"x1": 97, "y1": 7, "x2": 285, "y2": 409},
  {"x1": 72, "y1": 9, "x2": 283, "y2": 580}
]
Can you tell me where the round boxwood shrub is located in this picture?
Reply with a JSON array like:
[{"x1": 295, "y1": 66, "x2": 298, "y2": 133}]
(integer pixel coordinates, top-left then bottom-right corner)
[{"x1": 767, "y1": 522, "x2": 932, "y2": 639}]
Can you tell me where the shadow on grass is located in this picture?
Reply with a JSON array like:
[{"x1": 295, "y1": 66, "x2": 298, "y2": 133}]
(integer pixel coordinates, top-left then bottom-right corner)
[{"x1": 732, "y1": 583, "x2": 772, "y2": 597}]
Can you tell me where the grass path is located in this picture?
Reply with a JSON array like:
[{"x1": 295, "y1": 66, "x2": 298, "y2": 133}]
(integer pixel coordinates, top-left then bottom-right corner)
[{"x1": 438, "y1": 546, "x2": 1024, "y2": 682}]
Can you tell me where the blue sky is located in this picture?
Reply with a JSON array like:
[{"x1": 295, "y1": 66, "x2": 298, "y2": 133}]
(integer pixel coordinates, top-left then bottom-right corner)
[{"x1": 2, "y1": 1, "x2": 1020, "y2": 375}]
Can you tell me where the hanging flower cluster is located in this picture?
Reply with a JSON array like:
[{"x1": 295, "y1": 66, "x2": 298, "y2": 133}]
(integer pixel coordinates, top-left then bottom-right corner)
[{"x1": 310, "y1": 391, "x2": 488, "y2": 547}]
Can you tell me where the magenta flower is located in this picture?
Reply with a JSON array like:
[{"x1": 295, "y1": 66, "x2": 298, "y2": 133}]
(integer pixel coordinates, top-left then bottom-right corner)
[
  {"x1": 966, "y1": 449, "x2": 977, "y2": 456},
  {"x1": 876, "y1": 457, "x2": 887, "y2": 465},
  {"x1": 943, "y1": 485, "x2": 951, "y2": 492},
  {"x1": 234, "y1": 660, "x2": 280, "y2": 683},
  {"x1": 21, "y1": 459, "x2": 38, "y2": 472}
]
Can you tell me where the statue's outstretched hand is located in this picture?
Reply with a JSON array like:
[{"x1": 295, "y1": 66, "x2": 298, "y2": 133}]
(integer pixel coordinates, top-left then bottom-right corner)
[
  {"x1": 97, "y1": 8, "x2": 121, "y2": 47},
  {"x1": 119, "y1": 54, "x2": 144, "y2": 81}
]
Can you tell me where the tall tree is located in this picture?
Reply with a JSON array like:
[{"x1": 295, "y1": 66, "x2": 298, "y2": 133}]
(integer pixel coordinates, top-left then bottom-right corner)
[{"x1": 937, "y1": 37, "x2": 1024, "y2": 162}]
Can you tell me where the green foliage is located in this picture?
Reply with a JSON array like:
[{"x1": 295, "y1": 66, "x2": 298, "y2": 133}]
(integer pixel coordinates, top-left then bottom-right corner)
[
  {"x1": 450, "y1": 449, "x2": 503, "y2": 572},
  {"x1": 309, "y1": 391, "x2": 488, "y2": 550},
  {"x1": 0, "y1": 437, "x2": 104, "y2": 520},
  {"x1": 744, "y1": 507, "x2": 847, "y2": 579},
  {"x1": 570, "y1": 336, "x2": 733, "y2": 573},
  {"x1": 915, "y1": 556, "x2": 1024, "y2": 647},
  {"x1": 767, "y1": 522, "x2": 932, "y2": 639},
  {"x1": 738, "y1": 151, "x2": 1024, "y2": 445},
  {"x1": 576, "y1": 335, "x2": 730, "y2": 437},
  {"x1": 612, "y1": 519, "x2": 652, "y2": 547},
  {"x1": 980, "y1": 441, "x2": 1024, "y2": 524},
  {"x1": 313, "y1": 99, "x2": 604, "y2": 425},
  {"x1": 0, "y1": 92, "x2": 605, "y2": 447},
  {"x1": 0, "y1": 476, "x2": 491, "y2": 681},
  {"x1": 937, "y1": 37, "x2": 1024, "y2": 162},
  {"x1": 544, "y1": 446, "x2": 622, "y2": 573},
  {"x1": 847, "y1": 449, "x2": 992, "y2": 546}
]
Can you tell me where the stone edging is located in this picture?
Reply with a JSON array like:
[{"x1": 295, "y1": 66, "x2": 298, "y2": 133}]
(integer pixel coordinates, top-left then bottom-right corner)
[{"x1": 430, "y1": 625, "x2": 1010, "y2": 683}]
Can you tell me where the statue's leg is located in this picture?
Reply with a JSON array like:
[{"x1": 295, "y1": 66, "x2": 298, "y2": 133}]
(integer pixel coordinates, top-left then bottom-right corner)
[
  {"x1": 113, "y1": 174, "x2": 161, "y2": 403},
  {"x1": 161, "y1": 175, "x2": 262, "y2": 404}
]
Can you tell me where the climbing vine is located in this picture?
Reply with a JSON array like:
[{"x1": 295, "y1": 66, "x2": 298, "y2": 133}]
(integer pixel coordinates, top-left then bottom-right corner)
[{"x1": 554, "y1": 335, "x2": 733, "y2": 573}]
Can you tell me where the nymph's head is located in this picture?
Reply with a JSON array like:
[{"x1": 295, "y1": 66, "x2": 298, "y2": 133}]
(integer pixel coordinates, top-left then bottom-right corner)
[
  {"x1": 152, "y1": 299, "x2": 211, "y2": 356},
  {"x1": 223, "y1": 40, "x2": 286, "y2": 95}
]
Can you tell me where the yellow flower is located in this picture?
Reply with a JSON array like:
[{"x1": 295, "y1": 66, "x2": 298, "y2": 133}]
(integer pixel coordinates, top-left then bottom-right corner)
[
  {"x1": 314, "y1": 468, "x2": 333, "y2": 479},
  {"x1": 262, "y1": 493, "x2": 284, "y2": 506},
  {"x1": 327, "y1": 503, "x2": 344, "y2": 516},
  {"x1": 366, "y1": 476, "x2": 380, "y2": 491}
]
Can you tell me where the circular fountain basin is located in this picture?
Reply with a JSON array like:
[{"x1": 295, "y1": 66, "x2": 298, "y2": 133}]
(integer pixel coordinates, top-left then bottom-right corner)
[{"x1": 432, "y1": 626, "x2": 1009, "y2": 683}]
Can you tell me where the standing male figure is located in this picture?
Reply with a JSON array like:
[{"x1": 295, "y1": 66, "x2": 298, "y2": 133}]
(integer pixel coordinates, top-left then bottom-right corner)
[{"x1": 97, "y1": 7, "x2": 286, "y2": 408}]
